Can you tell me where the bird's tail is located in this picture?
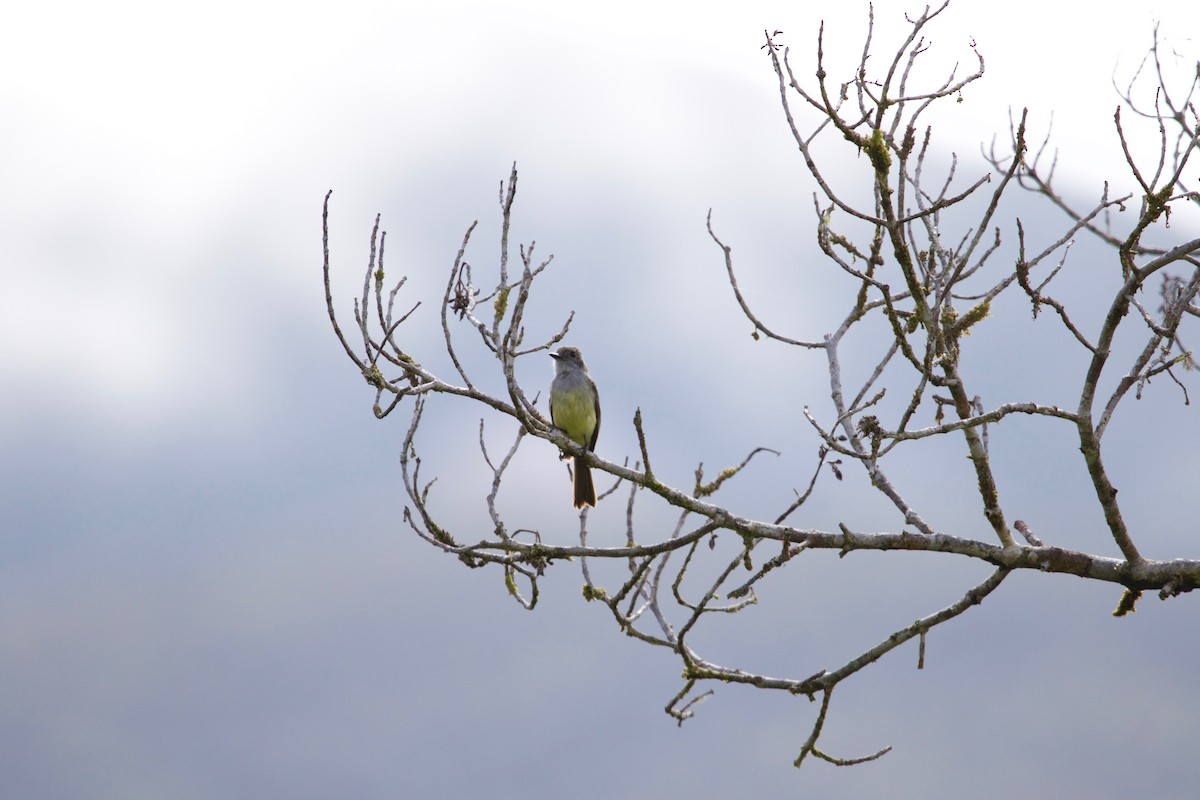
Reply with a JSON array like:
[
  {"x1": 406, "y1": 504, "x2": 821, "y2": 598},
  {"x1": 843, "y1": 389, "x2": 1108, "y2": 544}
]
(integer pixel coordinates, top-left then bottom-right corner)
[{"x1": 573, "y1": 455, "x2": 596, "y2": 508}]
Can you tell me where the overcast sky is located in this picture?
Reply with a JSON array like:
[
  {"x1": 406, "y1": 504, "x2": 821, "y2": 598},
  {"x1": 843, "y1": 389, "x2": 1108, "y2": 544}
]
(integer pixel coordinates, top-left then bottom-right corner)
[{"x1": 2, "y1": 1, "x2": 1198, "y2": 797}]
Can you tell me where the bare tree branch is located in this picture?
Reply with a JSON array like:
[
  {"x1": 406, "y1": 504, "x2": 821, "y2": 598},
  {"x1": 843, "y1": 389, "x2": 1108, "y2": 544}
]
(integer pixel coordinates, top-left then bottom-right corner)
[{"x1": 322, "y1": 5, "x2": 1200, "y2": 772}]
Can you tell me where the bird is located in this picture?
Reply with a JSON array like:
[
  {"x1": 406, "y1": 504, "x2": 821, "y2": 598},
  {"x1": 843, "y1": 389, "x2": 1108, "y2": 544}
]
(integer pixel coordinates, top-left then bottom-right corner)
[{"x1": 548, "y1": 346, "x2": 600, "y2": 508}]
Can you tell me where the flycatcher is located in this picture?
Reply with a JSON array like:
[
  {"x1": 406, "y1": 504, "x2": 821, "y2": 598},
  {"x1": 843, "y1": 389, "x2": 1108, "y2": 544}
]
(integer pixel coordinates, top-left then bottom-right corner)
[{"x1": 549, "y1": 346, "x2": 600, "y2": 508}]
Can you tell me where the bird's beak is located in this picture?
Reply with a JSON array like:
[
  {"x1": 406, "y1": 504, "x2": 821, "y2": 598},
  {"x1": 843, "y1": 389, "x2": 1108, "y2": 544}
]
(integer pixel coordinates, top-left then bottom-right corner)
[{"x1": 548, "y1": 352, "x2": 560, "y2": 360}]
